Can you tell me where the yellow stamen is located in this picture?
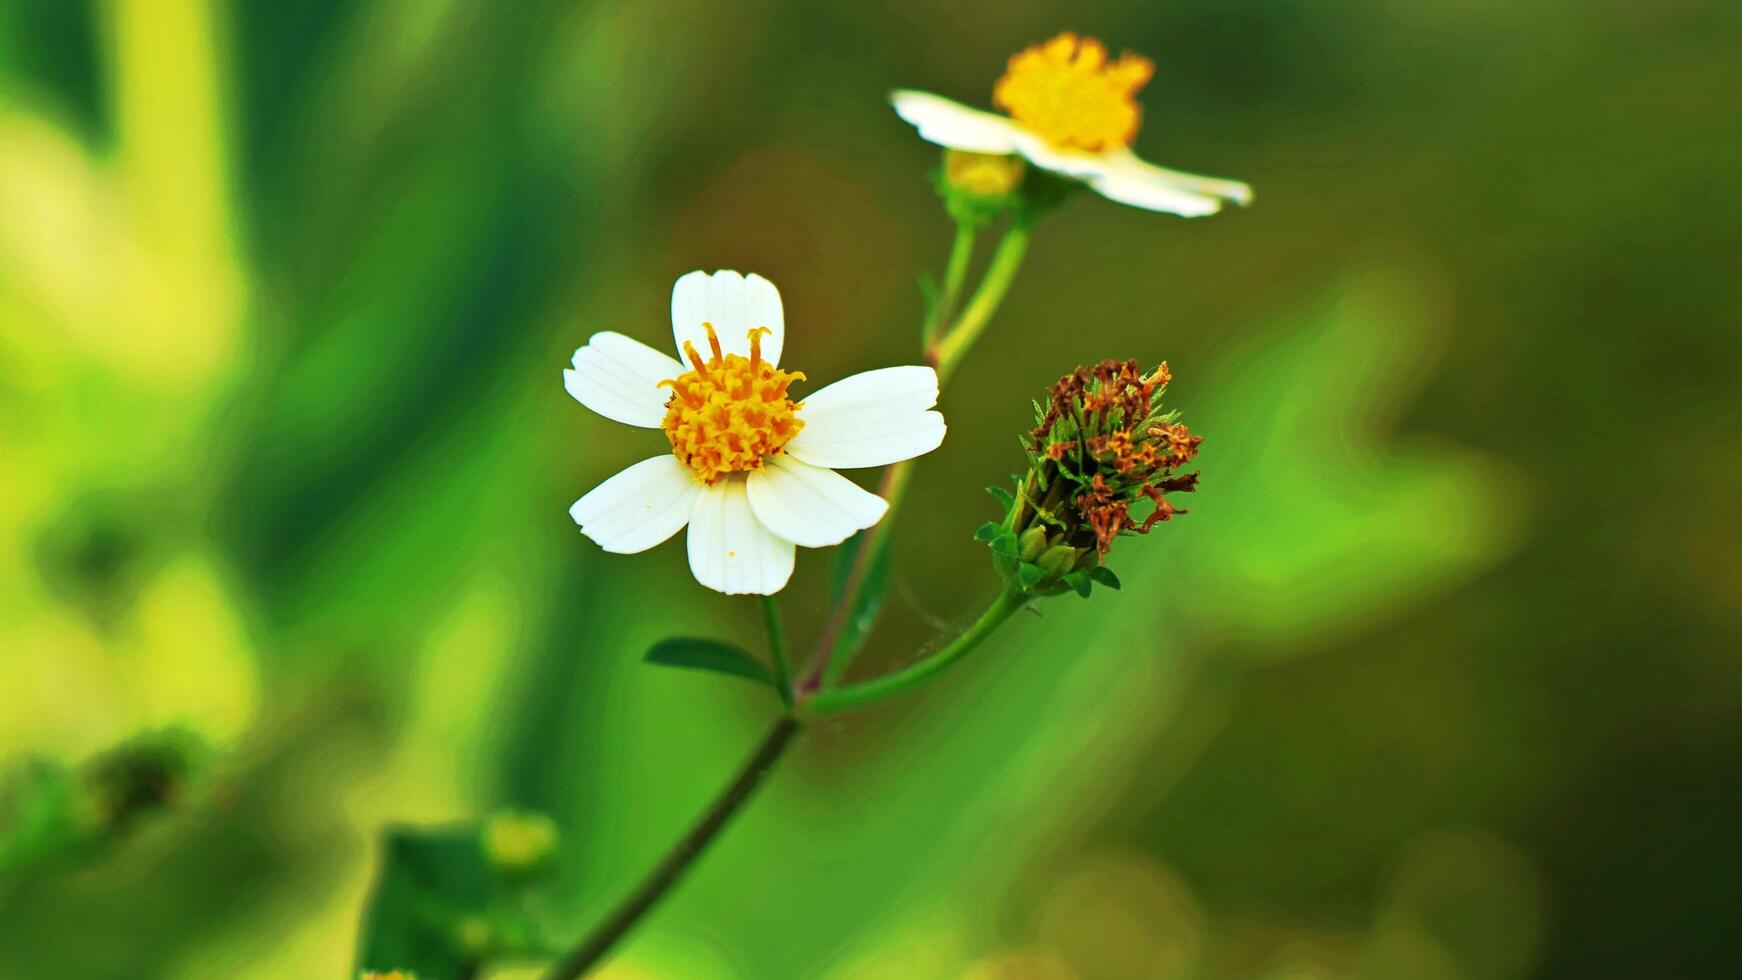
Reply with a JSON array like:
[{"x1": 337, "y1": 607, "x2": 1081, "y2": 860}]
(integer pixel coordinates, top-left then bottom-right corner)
[
  {"x1": 660, "y1": 327, "x2": 805, "y2": 484},
  {"x1": 992, "y1": 32, "x2": 1153, "y2": 152}
]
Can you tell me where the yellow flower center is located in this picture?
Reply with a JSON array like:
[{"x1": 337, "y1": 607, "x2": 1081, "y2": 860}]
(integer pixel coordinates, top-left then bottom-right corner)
[
  {"x1": 660, "y1": 324, "x2": 805, "y2": 484},
  {"x1": 992, "y1": 32, "x2": 1154, "y2": 152}
]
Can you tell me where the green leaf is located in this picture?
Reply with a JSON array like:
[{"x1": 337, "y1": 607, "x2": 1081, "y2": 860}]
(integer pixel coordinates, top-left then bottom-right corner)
[
  {"x1": 972, "y1": 521, "x2": 1003, "y2": 542},
  {"x1": 985, "y1": 485, "x2": 1015, "y2": 509},
  {"x1": 1016, "y1": 562, "x2": 1046, "y2": 591},
  {"x1": 355, "y1": 825, "x2": 492, "y2": 980},
  {"x1": 1088, "y1": 566, "x2": 1120, "y2": 590},
  {"x1": 645, "y1": 637, "x2": 773, "y2": 687},
  {"x1": 1062, "y1": 570, "x2": 1094, "y2": 598},
  {"x1": 827, "y1": 529, "x2": 896, "y2": 668}
]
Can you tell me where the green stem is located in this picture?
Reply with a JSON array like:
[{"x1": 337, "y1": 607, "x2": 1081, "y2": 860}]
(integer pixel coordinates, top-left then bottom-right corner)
[
  {"x1": 922, "y1": 222, "x2": 976, "y2": 347},
  {"x1": 759, "y1": 595, "x2": 794, "y2": 710},
  {"x1": 800, "y1": 220, "x2": 1034, "y2": 694},
  {"x1": 931, "y1": 221, "x2": 1032, "y2": 382},
  {"x1": 808, "y1": 589, "x2": 1027, "y2": 715},
  {"x1": 540, "y1": 717, "x2": 801, "y2": 980}
]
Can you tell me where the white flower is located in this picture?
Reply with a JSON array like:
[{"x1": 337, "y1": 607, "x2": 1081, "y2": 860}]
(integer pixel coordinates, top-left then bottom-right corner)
[
  {"x1": 891, "y1": 32, "x2": 1252, "y2": 218},
  {"x1": 565, "y1": 270, "x2": 946, "y2": 595}
]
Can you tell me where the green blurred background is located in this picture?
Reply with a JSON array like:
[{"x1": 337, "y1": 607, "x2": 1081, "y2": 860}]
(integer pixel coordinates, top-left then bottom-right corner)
[{"x1": 2, "y1": 0, "x2": 1738, "y2": 977}]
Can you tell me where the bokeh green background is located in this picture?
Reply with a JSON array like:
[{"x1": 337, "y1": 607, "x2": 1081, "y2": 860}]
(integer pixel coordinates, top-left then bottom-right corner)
[{"x1": 2, "y1": 0, "x2": 1738, "y2": 977}]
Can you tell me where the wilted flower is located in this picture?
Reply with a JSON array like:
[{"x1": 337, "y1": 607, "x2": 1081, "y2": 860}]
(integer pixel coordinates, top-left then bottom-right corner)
[
  {"x1": 566, "y1": 271, "x2": 946, "y2": 595},
  {"x1": 979, "y1": 359, "x2": 1200, "y2": 596},
  {"x1": 892, "y1": 32, "x2": 1251, "y2": 217}
]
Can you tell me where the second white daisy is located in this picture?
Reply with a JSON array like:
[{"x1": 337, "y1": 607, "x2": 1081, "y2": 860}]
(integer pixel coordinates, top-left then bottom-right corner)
[
  {"x1": 566, "y1": 270, "x2": 946, "y2": 595},
  {"x1": 892, "y1": 32, "x2": 1252, "y2": 218}
]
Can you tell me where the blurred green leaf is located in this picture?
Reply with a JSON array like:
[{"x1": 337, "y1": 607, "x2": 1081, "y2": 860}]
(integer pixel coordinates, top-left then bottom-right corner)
[
  {"x1": 645, "y1": 637, "x2": 774, "y2": 688},
  {"x1": 0, "y1": 762, "x2": 86, "y2": 875},
  {"x1": 355, "y1": 825, "x2": 490, "y2": 980},
  {"x1": 1088, "y1": 566, "x2": 1121, "y2": 590}
]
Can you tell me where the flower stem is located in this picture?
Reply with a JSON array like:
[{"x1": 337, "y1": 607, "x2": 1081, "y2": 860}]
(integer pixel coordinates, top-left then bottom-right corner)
[
  {"x1": 931, "y1": 220, "x2": 1032, "y2": 382},
  {"x1": 798, "y1": 218, "x2": 1034, "y2": 695},
  {"x1": 540, "y1": 717, "x2": 802, "y2": 980},
  {"x1": 921, "y1": 221, "x2": 977, "y2": 348},
  {"x1": 807, "y1": 589, "x2": 1027, "y2": 715},
  {"x1": 794, "y1": 459, "x2": 912, "y2": 697},
  {"x1": 760, "y1": 595, "x2": 794, "y2": 710}
]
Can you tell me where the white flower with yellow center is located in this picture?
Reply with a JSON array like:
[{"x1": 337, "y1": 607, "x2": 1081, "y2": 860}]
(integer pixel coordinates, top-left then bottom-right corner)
[
  {"x1": 892, "y1": 32, "x2": 1252, "y2": 217},
  {"x1": 565, "y1": 270, "x2": 946, "y2": 595}
]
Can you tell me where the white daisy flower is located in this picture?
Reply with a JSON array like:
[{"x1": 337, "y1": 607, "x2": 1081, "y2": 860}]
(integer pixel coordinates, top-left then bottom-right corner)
[
  {"x1": 565, "y1": 270, "x2": 946, "y2": 595},
  {"x1": 892, "y1": 32, "x2": 1252, "y2": 217}
]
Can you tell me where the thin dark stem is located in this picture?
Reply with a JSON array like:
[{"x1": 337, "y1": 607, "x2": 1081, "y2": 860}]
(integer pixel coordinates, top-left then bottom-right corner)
[{"x1": 541, "y1": 717, "x2": 801, "y2": 980}]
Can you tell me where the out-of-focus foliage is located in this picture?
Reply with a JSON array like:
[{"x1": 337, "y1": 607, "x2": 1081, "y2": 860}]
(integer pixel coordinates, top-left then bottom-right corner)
[{"x1": 1, "y1": 0, "x2": 1737, "y2": 978}]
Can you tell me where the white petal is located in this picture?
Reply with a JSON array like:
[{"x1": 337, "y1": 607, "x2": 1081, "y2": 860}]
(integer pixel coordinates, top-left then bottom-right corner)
[
  {"x1": 1110, "y1": 150, "x2": 1253, "y2": 207},
  {"x1": 890, "y1": 90, "x2": 1025, "y2": 155},
  {"x1": 1009, "y1": 130, "x2": 1117, "y2": 179},
  {"x1": 570, "y1": 455, "x2": 699, "y2": 554},
  {"x1": 564, "y1": 331, "x2": 684, "y2": 428},
  {"x1": 685, "y1": 475, "x2": 796, "y2": 595},
  {"x1": 670, "y1": 270, "x2": 785, "y2": 367},
  {"x1": 1086, "y1": 150, "x2": 1250, "y2": 217},
  {"x1": 746, "y1": 455, "x2": 889, "y2": 549},
  {"x1": 785, "y1": 366, "x2": 947, "y2": 469}
]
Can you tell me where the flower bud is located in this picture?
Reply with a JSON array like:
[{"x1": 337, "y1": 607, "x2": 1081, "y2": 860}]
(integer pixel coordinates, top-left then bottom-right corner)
[
  {"x1": 936, "y1": 150, "x2": 1025, "y2": 227},
  {"x1": 978, "y1": 359, "x2": 1201, "y2": 597}
]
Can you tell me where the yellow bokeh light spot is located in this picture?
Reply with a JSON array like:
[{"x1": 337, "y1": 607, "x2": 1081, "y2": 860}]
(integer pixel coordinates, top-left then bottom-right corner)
[
  {"x1": 993, "y1": 32, "x2": 1154, "y2": 152},
  {"x1": 660, "y1": 324, "x2": 805, "y2": 484}
]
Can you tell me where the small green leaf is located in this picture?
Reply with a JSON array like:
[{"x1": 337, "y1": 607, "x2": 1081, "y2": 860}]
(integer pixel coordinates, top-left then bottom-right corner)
[
  {"x1": 645, "y1": 637, "x2": 773, "y2": 687},
  {"x1": 355, "y1": 825, "x2": 492, "y2": 979},
  {"x1": 824, "y1": 529, "x2": 896, "y2": 678},
  {"x1": 1062, "y1": 570, "x2": 1094, "y2": 598},
  {"x1": 1017, "y1": 562, "x2": 1046, "y2": 591},
  {"x1": 972, "y1": 521, "x2": 1002, "y2": 542},
  {"x1": 985, "y1": 485, "x2": 1015, "y2": 509},
  {"x1": 1088, "y1": 566, "x2": 1120, "y2": 590}
]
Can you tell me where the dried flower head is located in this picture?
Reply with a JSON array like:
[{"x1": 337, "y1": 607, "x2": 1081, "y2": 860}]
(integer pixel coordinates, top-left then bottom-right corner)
[{"x1": 978, "y1": 359, "x2": 1200, "y2": 597}]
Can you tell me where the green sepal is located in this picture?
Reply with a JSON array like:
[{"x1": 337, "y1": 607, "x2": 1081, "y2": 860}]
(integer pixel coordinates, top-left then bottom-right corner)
[
  {"x1": 983, "y1": 525, "x2": 1019, "y2": 558},
  {"x1": 1062, "y1": 570, "x2": 1095, "y2": 598},
  {"x1": 1088, "y1": 566, "x2": 1121, "y2": 590},
  {"x1": 1016, "y1": 561, "x2": 1047, "y2": 591},
  {"x1": 645, "y1": 637, "x2": 774, "y2": 689}
]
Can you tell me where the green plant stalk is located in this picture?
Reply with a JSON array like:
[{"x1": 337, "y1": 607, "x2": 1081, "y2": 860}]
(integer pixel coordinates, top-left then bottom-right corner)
[
  {"x1": 540, "y1": 717, "x2": 801, "y2": 980},
  {"x1": 760, "y1": 595, "x2": 795, "y2": 710},
  {"x1": 921, "y1": 222, "x2": 977, "y2": 348},
  {"x1": 798, "y1": 219, "x2": 1033, "y2": 694},
  {"x1": 808, "y1": 588, "x2": 1028, "y2": 714},
  {"x1": 795, "y1": 459, "x2": 912, "y2": 696},
  {"x1": 931, "y1": 221, "x2": 1032, "y2": 383}
]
